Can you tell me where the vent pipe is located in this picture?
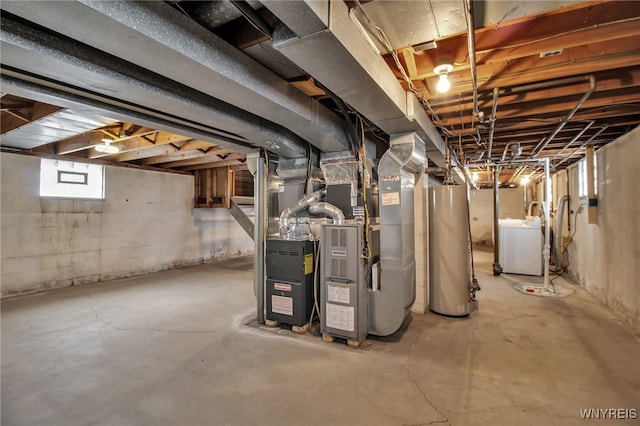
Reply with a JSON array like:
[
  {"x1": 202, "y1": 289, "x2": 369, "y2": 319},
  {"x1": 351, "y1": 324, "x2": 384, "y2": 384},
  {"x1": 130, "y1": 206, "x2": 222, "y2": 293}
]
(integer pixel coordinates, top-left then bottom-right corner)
[
  {"x1": 308, "y1": 202, "x2": 345, "y2": 225},
  {"x1": 279, "y1": 189, "x2": 327, "y2": 237},
  {"x1": 464, "y1": 0, "x2": 479, "y2": 117}
]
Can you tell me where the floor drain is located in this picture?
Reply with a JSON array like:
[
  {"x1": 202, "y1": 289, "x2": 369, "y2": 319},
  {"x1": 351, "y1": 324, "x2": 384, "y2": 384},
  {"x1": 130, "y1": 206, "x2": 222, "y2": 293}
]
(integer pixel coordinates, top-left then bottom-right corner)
[{"x1": 514, "y1": 282, "x2": 573, "y2": 298}]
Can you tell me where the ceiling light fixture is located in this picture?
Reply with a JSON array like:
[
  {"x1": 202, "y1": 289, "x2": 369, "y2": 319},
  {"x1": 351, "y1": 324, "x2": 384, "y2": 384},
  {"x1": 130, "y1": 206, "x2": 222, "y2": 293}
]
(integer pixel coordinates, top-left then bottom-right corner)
[
  {"x1": 95, "y1": 138, "x2": 120, "y2": 154},
  {"x1": 434, "y1": 63, "x2": 453, "y2": 93},
  {"x1": 520, "y1": 176, "x2": 530, "y2": 186}
]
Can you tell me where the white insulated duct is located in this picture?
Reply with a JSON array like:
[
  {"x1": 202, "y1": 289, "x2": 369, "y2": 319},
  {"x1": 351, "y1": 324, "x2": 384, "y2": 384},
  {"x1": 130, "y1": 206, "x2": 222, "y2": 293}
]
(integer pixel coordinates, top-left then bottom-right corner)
[{"x1": 369, "y1": 132, "x2": 425, "y2": 336}]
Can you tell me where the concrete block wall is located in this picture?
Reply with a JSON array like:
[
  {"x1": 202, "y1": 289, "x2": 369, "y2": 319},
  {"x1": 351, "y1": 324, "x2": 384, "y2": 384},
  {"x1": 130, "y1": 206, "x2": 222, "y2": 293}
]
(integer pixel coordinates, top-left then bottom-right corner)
[
  {"x1": 553, "y1": 126, "x2": 639, "y2": 330},
  {"x1": 469, "y1": 187, "x2": 526, "y2": 244},
  {"x1": 1, "y1": 152, "x2": 253, "y2": 296}
]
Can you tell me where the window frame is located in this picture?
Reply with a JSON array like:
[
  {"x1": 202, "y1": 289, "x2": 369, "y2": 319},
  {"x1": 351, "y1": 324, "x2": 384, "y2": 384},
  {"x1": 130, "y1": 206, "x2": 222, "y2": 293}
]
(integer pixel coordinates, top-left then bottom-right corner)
[{"x1": 39, "y1": 158, "x2": 106, "y2": 200}]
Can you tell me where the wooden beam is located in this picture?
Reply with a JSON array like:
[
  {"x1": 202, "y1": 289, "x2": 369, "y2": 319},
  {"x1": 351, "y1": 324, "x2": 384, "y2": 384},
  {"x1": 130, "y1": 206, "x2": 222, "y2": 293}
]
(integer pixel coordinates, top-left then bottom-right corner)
[
  {"x1": 0, "y1": 102, "x2": 34, "y2": 110},
  {"x1": 89, "y1": 137, "x2": 155, "y2": 159},
  {"x1": 179, "y1": 140, "x2": 217, "y2": 151},
  {"x1": 146, "y1": 131, "x2": 193, "y2": 145},
  {"x1": 3, "y1": 109, "x2": 30, "y2": 122},
  {"x1": 436, "y1": 90, "x2": 640, "y2": 126},
  {"x1": 389, "y1": 1, "x2": 640, "y2": 79},
  {"x1": 55, "y1": 132, "x2": 108, "y2": 155},
  {"x1": 86, "y1": 131, "x2": 191, "y2": 158},
  {"x1": 426, "y1": 47, "x2": 640, "y2": 96},
  {"x1": 158, "y1": 151, "x2": 243, "y2": 169},
  {"x1": 479, "y1": 19, "x2": 640, "y2": 66},
  {"x1": 402, "y1": 47, "x2": 418, "y2": 80},
  {"x1": 1, "y1": 101, "x2": 63, "y2": 135},
  {"x1": 179, "y1": 157, "x2": 246, "y2": 171},
  {"x1": 140, "y1": 147, "x2": 232, "y2": 166},
  {"x1": 111, "y1": 144, "x2": 180, "y2": 162},
  {"x1": 432, "y1": 67, "x2": 640, "y2": 115}
]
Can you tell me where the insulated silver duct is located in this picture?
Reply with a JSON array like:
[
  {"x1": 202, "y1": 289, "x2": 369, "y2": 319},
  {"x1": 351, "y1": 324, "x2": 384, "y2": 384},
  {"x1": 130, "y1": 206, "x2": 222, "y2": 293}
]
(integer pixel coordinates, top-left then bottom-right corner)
[
  {"x1": 369, "y1": 132, "x2": 425, "y2": 336},
  {"x1": 264, "y1": 0, "x2": 459, "y2": 180},
  {"x1": 1, "y1": 0, "x2": 351, "y2": 154},
  {"x1": 278, "y1": 189, "x2": 327, "y2": 237},
  {"x1": 0, "y1": 14, "x2": 308, "y2": 158},
  {"x1": 308, "y1": 202, "x2": 345, "y2": 225}
]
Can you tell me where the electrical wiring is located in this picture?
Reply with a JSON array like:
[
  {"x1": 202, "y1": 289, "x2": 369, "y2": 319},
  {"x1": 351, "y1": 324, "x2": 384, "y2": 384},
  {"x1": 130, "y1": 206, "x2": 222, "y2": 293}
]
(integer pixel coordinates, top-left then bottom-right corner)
[
  {"x1": 354, "y1": 0, "x2": 456, "y2": 140},
  {"x1": 547, "y1": 201, "x2": 586, "y2": 293},
  {"x1": 312, "y1": 79, "x2": 358, "y2": 156},
  {"x1": 308, "y1": 238, "x2": 322, "y2": 330},
  {"x1": 356, "y1": 113, "x2": 372, "y2": 260},
  {"x1": 477, "y1": 16, "x2": 640, "y2": 55}
]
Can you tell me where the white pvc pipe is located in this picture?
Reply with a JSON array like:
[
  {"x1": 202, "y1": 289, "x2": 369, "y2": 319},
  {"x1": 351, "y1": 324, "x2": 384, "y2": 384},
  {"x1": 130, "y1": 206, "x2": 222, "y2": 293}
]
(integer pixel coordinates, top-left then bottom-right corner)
[{"x1": 543, "y1": 157, "x2": 551, "y2": 290}]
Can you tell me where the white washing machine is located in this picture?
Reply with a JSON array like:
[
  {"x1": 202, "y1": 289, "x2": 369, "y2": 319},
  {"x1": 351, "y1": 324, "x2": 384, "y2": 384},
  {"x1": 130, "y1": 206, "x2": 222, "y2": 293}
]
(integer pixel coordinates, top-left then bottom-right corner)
[{"x1": 499, "y1": 219, "x2": 543, "y2": 276}]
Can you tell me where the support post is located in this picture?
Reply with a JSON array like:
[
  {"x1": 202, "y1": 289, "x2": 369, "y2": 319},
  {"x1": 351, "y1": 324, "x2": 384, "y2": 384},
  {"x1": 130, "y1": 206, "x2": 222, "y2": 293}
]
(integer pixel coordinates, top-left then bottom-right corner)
[
  {"x1": 543, "y1": 158, "x2": 552, "y2": 289},
  {"x1": 492, "y1": 167, "x2": 502, "y2": 275},
  {"x1": 250, "y1": 153, "x2": 267, "y2": 323}
]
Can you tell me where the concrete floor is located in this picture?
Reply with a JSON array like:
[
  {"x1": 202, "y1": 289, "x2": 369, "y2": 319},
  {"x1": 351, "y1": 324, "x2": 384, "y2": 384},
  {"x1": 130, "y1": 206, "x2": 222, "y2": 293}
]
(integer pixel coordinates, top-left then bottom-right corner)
[{"x1": 2, "y1": 247, "x2": 639, "y2": 426}]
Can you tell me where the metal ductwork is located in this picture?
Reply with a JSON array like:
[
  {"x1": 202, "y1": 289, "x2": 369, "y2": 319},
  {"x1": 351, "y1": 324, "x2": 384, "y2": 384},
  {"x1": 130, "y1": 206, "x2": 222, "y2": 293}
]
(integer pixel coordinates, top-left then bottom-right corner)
[
  {"x1": 0, "y1": 74, "x2": 255, "y2": 154},
  {"x1": 0, "y1": 0, "x2": 351, "y2": 154},
  {"x1": 278, "y1": 189, "x2": 327, "y2": 237},
  {"x1": 369, "y1": 132, "x2": 425, "y2": 336},
  {"x1": 308, "y1": 202, "x2": 345, "y2": 225},
  {"x1": 263, "y1": 0, "x2": 461, "y2": 181},
  {"x1": 188, "y1": 1, "x2": 247, "y2": 28},
  {"x1": 0, "y1": 13, "x2": 309, "y2": 158}
]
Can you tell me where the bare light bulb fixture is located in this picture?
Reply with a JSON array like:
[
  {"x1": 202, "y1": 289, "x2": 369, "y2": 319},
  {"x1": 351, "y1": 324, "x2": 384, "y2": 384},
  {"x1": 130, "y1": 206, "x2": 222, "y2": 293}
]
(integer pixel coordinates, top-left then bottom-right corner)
[
  {"x1": 95, "y1": 138, "x2": 120, "y2": 154},
  {"x1": 434, "y1": 63, "x2": 453, "y2": 93},
  {"x1": 520, "y1": 176, "x2": 530, "y2": 186}
]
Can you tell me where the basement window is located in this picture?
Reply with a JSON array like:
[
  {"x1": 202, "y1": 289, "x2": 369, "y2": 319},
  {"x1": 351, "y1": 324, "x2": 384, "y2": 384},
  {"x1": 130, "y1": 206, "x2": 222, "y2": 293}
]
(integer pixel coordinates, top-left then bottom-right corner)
[
  {"x1": 39, "y1": 158, "x2": 105, "y2": 199},
  {"x1": 577, "y1": 152, "x2": 597, "y2": 198}
]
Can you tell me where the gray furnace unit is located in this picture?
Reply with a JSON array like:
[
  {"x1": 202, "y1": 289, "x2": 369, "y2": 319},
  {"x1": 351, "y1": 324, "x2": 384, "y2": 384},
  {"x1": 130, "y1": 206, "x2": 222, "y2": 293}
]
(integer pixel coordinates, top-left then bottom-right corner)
[{"x1": 320, "y1": 224, "x2": 368, "y2": 344}]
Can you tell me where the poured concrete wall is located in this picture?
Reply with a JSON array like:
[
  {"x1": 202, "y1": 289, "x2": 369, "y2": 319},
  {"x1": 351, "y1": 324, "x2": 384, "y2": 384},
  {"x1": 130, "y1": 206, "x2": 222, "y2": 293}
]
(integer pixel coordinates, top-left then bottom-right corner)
[
  {"x1": 1, "y1": 152, "x2": 253, "y2": 296},
  {"x1": 469, "y1": 187, "x2": 526, "y2": 244},
  {"x1": 553, "y1": 126, "x2": 639, "y2": 330}
]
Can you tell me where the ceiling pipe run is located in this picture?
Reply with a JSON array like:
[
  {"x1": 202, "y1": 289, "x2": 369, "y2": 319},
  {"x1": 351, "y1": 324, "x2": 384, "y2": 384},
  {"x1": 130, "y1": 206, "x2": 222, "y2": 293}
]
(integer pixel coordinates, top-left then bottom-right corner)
[
  {"x1": 530, "y1": 75, "x2": 597, "y2": 157},
  {"x1": 464, "y1": 0, "x2": 480, "y2": 118},
  {"x1": 551, "y1": 121, "x2": 595, "y2": 160},
  {"x1": 556, "y1": 125, "x2": 609, "y2": 167},
  {"x1": 487, "y1": 87, "x2": 499, "y2": 160}
]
